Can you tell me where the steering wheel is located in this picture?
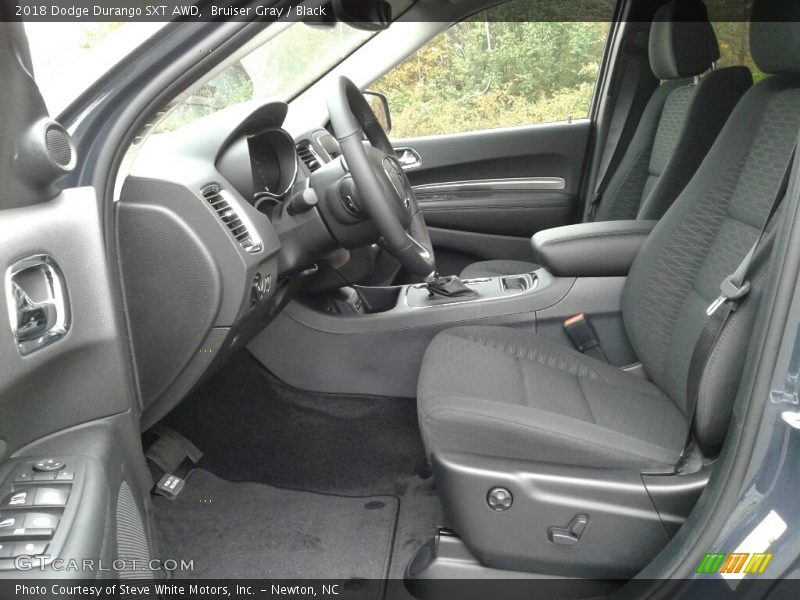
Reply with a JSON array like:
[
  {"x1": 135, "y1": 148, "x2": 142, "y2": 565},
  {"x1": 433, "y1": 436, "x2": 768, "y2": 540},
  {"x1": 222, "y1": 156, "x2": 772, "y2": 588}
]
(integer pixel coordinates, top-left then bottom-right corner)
[{"x1": 327, "y1": 76, "x2": 436, "y2": 279}]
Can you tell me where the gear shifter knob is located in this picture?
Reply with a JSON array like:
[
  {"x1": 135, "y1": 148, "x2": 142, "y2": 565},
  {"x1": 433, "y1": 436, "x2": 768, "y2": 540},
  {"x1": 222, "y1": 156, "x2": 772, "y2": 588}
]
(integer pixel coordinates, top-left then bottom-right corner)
[{"x1": 425, "y1": 274, "x2": 477, "y2": 299}]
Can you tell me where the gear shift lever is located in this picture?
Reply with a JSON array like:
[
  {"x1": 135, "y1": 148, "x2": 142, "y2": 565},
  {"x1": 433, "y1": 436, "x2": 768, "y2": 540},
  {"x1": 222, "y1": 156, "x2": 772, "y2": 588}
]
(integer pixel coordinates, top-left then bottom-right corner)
[{"x1": 424, "y1": 273, "x2": 478, "y2": 299}]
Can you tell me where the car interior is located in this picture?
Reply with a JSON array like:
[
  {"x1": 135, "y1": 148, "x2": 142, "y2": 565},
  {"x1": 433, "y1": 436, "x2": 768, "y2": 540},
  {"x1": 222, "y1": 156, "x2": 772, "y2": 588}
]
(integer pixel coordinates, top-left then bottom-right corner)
[{"x1": 1, "y1": 0, "x2": 800, "y2": 596}]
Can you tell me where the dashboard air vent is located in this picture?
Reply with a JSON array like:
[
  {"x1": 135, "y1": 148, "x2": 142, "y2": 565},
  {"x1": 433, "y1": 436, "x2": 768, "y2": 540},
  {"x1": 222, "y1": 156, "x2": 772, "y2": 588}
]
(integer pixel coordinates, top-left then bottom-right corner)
[
  {"x1": 296, "y1": 142, "x2": 322, "y2": 173},
  {"x1": 201, "y1": 183, "x2": 262, "y2": 253}
]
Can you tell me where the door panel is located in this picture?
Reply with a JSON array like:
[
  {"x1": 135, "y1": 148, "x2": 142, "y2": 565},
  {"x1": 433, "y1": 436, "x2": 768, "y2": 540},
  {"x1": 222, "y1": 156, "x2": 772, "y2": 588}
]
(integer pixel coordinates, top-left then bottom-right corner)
[
  {"x1": 395, "y1": 120, "x2": 591, "y2": 268},
  {"x1": 0, "y1": 23, "x2": 150, "y2": 578}
]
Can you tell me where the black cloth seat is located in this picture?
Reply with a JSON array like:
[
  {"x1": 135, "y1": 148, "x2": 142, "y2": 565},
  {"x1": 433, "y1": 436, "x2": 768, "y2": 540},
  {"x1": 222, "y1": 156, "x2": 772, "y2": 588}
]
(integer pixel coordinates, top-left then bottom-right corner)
[
  {"x1": 419, "y1": 0, "x2": 800, "y2": 470},
  {"x1": 461, "y1": 0, "x2": 752, "y2": 280}
]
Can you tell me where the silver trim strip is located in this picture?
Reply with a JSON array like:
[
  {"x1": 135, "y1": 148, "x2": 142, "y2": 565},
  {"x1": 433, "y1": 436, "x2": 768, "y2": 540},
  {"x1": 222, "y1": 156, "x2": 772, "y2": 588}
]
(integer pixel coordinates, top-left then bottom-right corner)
[
  {"x1": 414, "y1": 177, "x2": 566, "y2": 194},
  {"x1": 403, "y1": 273, "x2": 538, "y2": 309}
]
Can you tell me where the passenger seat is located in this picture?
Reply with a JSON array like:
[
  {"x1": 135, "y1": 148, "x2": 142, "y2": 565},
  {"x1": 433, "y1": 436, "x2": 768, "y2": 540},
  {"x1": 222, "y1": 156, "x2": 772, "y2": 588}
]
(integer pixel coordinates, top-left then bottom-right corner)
[{"x1": 461, "y1": 0, "x2": 752, "y2": 279}]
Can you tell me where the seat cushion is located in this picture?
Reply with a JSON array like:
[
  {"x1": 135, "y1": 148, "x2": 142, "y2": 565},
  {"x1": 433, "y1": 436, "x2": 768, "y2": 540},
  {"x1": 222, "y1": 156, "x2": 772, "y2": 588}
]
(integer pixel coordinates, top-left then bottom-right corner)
[
  {"x1": 459, "y1": 260, "x2": 537, "y2": 279},
  {"x1": 417, "y1": 326, "x2": 688, "y2": 470}
]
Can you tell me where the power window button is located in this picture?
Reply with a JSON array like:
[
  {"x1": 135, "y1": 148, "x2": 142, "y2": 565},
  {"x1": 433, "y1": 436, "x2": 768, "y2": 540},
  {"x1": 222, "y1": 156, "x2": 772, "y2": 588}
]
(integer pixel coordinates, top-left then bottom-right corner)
[
  {"x1": 33, "y1": 488, "x2": 69, "y2": 508},
  {"x1": 12, "y1": 542, "x2": 47, "y2": 557},
  {"x1": 0, "y1": 514, "x2": 25, "y2": 536},
  {"x1": 1, "y1": 491, "x2": 34, "y2": 508}
]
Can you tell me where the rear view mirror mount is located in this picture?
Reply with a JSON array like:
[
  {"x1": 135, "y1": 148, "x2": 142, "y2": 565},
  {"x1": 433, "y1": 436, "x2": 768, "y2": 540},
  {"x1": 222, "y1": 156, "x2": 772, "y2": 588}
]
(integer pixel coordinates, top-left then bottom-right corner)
[{"x1": 331, "y1": 0, "x2": 392, "y2": 31}]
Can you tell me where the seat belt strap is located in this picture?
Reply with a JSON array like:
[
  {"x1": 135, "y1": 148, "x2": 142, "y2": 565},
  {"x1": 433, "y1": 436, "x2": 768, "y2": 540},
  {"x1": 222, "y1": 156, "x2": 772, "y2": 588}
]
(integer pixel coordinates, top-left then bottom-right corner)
[
  {"x1": 683, "y1": 138, "x2": 798, "y2": 460},
  {"x1": 587, "y1": 32, "x2": 654, "y2": 221}
]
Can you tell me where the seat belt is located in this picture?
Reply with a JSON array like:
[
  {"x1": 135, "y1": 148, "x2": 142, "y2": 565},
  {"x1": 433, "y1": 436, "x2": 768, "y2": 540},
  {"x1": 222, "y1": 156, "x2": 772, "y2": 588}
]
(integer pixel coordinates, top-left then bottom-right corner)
[
  {"x1": 682, "y1": 138, "x2": 799, "y2": 461},
  {"x1": 586, "y1": 31, "x2": 655, "y2": 221}
]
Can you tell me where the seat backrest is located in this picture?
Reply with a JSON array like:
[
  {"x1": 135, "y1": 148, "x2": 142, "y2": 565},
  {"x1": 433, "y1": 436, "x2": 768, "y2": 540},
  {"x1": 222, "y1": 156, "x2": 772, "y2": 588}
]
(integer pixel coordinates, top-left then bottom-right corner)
[
  {"x1": 623, "y1": 0, "x2": 800, "y2": 453},
  {"x1": 595, "y1": 0, "x2": 752, "y2": 222}
]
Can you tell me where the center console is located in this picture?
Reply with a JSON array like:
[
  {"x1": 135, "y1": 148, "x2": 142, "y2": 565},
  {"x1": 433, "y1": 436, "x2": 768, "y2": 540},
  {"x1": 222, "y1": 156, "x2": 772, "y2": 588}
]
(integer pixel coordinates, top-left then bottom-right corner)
[{"x1": 250, "y1": 219, "x2": 656, "y2": 398}]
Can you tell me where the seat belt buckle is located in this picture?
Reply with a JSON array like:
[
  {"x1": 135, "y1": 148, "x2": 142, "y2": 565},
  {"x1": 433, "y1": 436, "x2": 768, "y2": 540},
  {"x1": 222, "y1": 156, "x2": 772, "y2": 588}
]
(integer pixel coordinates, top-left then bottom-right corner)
[
  {"x1": 707, "y1": 277, "x2": 751, "y2": 316},
  {"x1": 563, "y1": 313, "x2": 602, "y2": 353}
]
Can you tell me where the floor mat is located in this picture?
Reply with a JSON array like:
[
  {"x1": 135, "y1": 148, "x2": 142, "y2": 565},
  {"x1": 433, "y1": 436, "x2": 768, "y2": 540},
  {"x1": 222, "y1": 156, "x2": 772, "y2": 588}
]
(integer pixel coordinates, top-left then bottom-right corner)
[{"x1": 154, "y1": 469, "x2": 399, "y2": 580}]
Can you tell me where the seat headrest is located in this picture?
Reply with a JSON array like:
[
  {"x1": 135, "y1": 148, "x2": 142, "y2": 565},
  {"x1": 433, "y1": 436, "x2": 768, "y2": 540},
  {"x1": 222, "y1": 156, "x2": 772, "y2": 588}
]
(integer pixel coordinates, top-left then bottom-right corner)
[
  {"x1": 649, "y1": 0, "x2": 720, "y2": 80},
  {"x1": 750, "y1": 0, "x2": 800, "y2": 75}
]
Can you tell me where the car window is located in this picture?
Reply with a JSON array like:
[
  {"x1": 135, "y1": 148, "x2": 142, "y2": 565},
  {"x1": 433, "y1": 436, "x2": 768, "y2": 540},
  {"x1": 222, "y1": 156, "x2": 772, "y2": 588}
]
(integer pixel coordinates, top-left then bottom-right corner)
[
  {"x1": 155, "y1": 21, "x2": 374, "y2": 132},
  {"x1": 155, "y1": 0, "x2": 414, "y2": 133},
  {"x1": 370, "y1": 0, "x2": 612, "y2": 139},
  {"x1": 24, "y1": 22, "x2": 166, "y2": 117},
  {"x1": 699, "y1": 1, "x2": 762, "y2": 81}
]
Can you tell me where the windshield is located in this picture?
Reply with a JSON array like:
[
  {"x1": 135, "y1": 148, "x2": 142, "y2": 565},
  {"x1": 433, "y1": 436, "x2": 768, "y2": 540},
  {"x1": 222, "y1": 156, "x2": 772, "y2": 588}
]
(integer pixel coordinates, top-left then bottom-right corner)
[
  {"x1": 23, "y1": 22, "x2": 167, "y2": 116},
  {"x1": 156, "y1": 21, "x2": 373, "y2": 132}
]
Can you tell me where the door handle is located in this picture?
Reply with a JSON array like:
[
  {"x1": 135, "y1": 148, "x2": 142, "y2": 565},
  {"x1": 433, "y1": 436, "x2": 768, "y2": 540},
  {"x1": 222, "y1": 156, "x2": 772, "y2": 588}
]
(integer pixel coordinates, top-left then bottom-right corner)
[
  {"x1": 5, "y1": 255, "x2": 70, "y2": 355},
  {"x1": 395, "y1": 147, "x2": 422, "y2": 169}
]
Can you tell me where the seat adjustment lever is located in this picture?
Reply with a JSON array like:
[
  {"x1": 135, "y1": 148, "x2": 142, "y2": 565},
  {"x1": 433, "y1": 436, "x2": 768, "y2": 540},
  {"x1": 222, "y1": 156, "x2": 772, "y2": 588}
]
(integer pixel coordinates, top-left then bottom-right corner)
[{"x1": 548, "y1": 514, "x2": 589, "y2": 546}]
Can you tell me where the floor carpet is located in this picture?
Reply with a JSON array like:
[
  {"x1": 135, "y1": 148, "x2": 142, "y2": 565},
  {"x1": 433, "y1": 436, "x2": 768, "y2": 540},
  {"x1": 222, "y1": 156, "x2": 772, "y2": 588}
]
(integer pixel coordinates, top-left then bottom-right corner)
[{"x1": 156, "y1": 351, "x2": 444, "y2": 590}]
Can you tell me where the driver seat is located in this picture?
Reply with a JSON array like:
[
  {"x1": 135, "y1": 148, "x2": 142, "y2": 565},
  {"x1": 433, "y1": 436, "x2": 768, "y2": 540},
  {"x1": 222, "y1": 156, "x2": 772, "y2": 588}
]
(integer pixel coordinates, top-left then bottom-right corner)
[{"x1": 416, "y1": 0, "x2": 800, "y2": 576}]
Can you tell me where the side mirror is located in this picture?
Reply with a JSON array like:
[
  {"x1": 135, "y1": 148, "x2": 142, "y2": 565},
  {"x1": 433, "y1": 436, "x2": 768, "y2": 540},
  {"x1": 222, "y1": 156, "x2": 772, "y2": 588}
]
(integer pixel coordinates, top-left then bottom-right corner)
[{"x1": 363, "y1": 90, "x2": 392, "y2": 134}]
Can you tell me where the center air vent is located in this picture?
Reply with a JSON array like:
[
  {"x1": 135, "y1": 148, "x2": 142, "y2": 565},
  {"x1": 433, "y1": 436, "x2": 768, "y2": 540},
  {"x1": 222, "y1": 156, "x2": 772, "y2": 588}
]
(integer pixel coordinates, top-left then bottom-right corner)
[
  {"x1": 296, "y1": 142, "x2": 322, "y2": 172},
  {"x1": 201, "y1": 184, "x2": 263, "y2": 253}
]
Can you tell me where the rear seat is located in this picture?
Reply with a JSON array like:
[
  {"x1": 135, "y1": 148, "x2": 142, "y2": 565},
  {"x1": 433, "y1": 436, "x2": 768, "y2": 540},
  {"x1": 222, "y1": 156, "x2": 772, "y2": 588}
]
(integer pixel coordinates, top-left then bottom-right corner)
[{"x1": 460, "y1": 0, "x2": 752, "y2": 280}]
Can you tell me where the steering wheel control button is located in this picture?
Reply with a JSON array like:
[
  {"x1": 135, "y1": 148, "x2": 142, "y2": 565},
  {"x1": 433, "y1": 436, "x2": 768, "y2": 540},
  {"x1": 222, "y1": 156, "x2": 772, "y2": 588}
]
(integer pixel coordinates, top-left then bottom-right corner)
[
  {"x1": 33, "y1": 459, "x2": 65, "y2": 472},
  {"x1": 33, "y1": 487, "x2": 69, "y2": 508},
  {"x1": 487, "y1": 487, "x2": 513, "y2": 512},
  {"x1": 1, "y1": 491, "x2": 34, "y2": 508}
]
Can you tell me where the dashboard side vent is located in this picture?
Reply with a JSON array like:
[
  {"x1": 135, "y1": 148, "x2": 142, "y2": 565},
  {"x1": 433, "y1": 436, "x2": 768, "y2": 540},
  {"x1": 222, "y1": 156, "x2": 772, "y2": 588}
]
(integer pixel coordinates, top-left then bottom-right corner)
[
  {"x1": 296, "y1": 142, "x2": 322, "y2": 173},
  {"x1": 201, "y1": 183, "x2": 262, "y2": 253}
]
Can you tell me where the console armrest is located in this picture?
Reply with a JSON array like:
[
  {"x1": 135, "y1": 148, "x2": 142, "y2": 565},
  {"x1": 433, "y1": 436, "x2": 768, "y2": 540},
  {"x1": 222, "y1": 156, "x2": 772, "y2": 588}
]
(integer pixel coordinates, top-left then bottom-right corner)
[{"x1": 531, "y1": 220, "x2": 656, "y2": 277}]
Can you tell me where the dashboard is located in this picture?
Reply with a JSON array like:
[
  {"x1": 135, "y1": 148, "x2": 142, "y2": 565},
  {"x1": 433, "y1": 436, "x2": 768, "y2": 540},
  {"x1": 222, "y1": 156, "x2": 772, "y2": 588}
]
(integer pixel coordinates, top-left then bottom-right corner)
[{"x1": 118, "y1": 99, "x2": 349, "y2": 430}]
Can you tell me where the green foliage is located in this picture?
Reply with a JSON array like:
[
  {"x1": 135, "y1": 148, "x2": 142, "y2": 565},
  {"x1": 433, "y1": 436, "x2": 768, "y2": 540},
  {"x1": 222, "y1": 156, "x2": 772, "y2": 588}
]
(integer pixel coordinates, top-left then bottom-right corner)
[
  {"x1": 373, "y1": 21, "x2": 609, "y2": 138},
  {"x1": 712, "y1": 21, "x2": 766, "y2": 82}
]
